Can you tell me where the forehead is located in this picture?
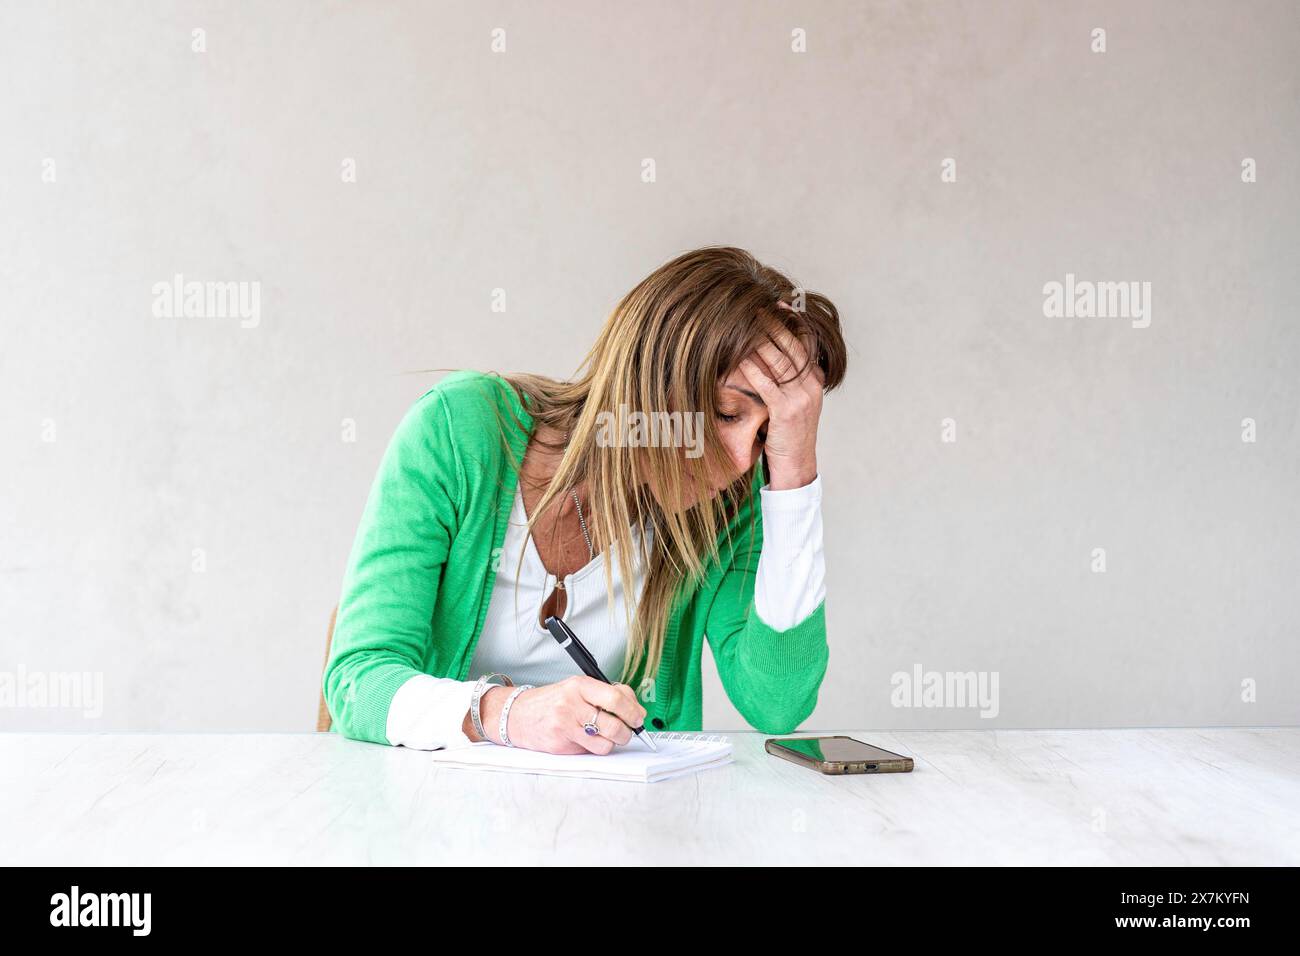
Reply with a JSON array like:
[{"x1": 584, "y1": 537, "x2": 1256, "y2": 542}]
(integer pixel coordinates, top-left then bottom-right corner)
[
  {"x1": 716, "y1": 370, "x2": 765, "y2": 407},
  {"x1": 719, "y1": 367, "x2": 748, "y2": 388}
]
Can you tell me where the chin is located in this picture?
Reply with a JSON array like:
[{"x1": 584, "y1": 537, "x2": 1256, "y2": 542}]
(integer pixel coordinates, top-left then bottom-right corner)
[
  {"x1": 649, "y1": 482, "x2": 704, "y2": 515},
  {"x1": 649, "y1": 466, "x2": 729, "y2": 513}
]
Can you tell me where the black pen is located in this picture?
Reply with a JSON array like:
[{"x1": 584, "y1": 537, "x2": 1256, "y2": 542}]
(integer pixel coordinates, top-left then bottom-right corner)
[{"x1": 543, "y1": 615, "x2": 659, "y2": 752}]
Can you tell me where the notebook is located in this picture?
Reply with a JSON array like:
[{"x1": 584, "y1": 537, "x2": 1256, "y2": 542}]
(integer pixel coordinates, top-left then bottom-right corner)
[{"x1": 427, "y1": 731, "x2": 733, "y2": 783}]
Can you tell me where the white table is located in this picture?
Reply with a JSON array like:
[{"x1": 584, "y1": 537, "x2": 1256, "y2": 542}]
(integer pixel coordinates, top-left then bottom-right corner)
[{"x1": 3, "y1": 729, "x2": 1297, "y2": 865}]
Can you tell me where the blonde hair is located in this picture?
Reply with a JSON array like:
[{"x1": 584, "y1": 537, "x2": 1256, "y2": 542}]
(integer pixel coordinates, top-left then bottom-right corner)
[{"x1": 422, "y1": 245, "x2": 847, "y2": 691}]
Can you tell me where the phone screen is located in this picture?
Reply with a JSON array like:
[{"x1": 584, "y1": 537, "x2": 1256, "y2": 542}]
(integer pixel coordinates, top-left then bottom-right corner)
[{"x1": 772, "y1": 736, "x2": 906, "y2": 763}]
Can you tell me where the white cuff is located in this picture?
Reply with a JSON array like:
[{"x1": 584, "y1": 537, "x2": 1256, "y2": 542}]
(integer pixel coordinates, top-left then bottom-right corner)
[
  {"x1": 759, "y1": 472, "x2": 823, "y2": 507},
  {"x1": 754, "y1": 474, "x2": 826, "y2": 630},
  {"x1": 385, "y1": 673, "x2": 479, "y2": 751}
]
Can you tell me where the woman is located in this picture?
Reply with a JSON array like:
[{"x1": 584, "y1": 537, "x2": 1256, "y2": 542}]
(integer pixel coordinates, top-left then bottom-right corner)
[{"x1": 324, "y1": 246, "x2": 848, "y2": 754}]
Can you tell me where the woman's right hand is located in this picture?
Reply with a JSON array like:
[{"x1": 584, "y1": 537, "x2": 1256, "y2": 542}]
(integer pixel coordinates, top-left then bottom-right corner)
[{"x1": 472, "y1": 676, "x2": 648, "y2": 754}]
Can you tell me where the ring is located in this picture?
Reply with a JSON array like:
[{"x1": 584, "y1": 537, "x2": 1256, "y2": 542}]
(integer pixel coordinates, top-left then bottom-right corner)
[{"x1": 582, "y1": 708, "x2": 601, "y2": 736}]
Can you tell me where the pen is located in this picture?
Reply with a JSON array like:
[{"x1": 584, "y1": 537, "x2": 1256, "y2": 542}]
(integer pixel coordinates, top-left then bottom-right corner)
[{"x1": 543, "y1": 615, "x2": 659, "y2": 752}]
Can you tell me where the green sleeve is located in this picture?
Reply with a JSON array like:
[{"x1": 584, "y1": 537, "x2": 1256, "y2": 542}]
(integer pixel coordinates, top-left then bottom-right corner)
[
  {"x1": 704, "y1": 481, "x2": 830, "y2": 735},
  {"x1": 323, "y1": 388, "x2": 462, "y2": 745}
]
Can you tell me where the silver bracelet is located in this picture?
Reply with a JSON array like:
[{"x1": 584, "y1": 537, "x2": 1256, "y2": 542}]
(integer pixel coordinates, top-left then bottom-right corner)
[
  {"x1": 499, "y1": 685, "x2": 534, "y2": 748},
  {"x1": 471, "y1": 673, "x2": 513, "y2": 741}
]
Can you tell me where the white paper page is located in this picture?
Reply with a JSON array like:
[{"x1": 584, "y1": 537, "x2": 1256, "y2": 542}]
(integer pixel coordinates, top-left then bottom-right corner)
[{"x1": 427, "y1": 733, "x2": 733, "y2": 783}]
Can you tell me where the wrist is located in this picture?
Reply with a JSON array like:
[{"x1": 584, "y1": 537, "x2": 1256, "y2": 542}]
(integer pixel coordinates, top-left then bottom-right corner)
[
  {"x1": 465, "y1": 685, "x2": 511, "y2": 743},
  {"x1": 767, "y1": 462, "x2": 818, "y2": 490}
]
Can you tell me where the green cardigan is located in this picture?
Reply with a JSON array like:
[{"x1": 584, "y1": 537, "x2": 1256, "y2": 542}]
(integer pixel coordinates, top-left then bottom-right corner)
[{"x1": 323, "y1": 369, "x2": 829, "y2": 745}]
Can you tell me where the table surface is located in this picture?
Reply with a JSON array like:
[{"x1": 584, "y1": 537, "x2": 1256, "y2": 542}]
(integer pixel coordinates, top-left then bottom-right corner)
[{"x1": 3, "y1": 728, "x2": 1297, "y2": 865}]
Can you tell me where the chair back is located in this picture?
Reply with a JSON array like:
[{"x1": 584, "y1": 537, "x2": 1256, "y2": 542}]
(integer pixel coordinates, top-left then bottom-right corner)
[{"x1": 315, "y1": 605, "x2": 339, "y2": 732}]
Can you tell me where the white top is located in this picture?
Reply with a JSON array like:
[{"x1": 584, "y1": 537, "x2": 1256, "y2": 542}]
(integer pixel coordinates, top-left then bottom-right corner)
[{"x1": 386, "y1": 474, "x2": 827, "y2": 750}]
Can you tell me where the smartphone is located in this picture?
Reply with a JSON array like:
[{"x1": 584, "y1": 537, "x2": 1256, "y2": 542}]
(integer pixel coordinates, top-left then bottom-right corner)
[{"x1": 765, "y1": 735, "x2": 914, "y2": 775}]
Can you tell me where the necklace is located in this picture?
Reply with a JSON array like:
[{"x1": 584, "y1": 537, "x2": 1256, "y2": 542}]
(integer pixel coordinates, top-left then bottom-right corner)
[
  {"x1": 570, "y1": 489, "x2": 593, "y2": 562},
  {"x1": 554, "y1": 430, "x2": 593, "y2": 593}
]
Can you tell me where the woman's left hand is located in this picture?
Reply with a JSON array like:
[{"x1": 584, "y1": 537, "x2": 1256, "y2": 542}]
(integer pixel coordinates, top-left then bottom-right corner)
[{"x1": 737, "y1": 317, "x2": 826, "y2": 491}]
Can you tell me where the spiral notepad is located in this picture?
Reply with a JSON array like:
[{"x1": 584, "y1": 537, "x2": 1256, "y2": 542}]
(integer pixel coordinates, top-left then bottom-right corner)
[{"x1": 426, "y1": 732, "x2": 733, "y2": 783}]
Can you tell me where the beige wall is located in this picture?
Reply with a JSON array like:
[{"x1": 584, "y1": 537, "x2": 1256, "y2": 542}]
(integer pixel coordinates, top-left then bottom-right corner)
[{"x1": 2, "y1": 0, "x2": 1297, "y2": 732}]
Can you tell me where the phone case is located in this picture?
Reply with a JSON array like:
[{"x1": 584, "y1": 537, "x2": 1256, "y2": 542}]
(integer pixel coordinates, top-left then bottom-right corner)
[{"x1": 764, "y1": 735, "x2": 915, "y2": 774}]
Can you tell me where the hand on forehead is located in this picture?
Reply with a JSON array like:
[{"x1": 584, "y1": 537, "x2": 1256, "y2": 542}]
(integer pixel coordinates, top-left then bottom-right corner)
[{"x1": 750, "y1": 305, "x2": 820, "y2": 383}]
